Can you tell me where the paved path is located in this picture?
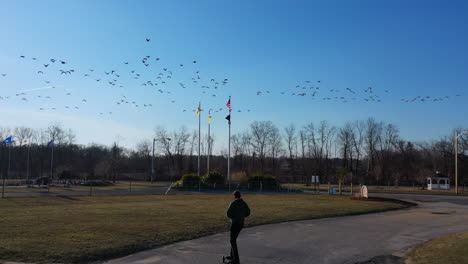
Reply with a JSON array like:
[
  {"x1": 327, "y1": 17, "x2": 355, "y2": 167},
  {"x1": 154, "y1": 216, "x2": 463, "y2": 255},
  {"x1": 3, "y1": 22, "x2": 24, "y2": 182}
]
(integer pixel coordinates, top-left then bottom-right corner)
[{"x1": 103, "y1": 194, "x2": 468, "y2": 264}]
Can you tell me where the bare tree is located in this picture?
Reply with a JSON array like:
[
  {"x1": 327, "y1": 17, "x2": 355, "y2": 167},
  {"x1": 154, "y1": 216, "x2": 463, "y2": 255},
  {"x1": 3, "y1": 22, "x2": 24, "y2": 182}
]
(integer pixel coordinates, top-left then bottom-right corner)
[
  {"x1": 46, "y1": 122, "x2": 66, "y2": 145},
  {"x1": 232, "y1": 134, "x2": 242, "y2": 157},
  {"x1": 0, "y1": 127, "x2": 12, "y2": 141},
  {"x1": 365, "y1": 117, "x2": 383, "y2": 183},
  {"x1": 14, "y1": 127, "x2": 34, "y2": 146},
  {"x1": 299, "y1": 128, "x2": 307, "y2": 178},
  {"x1": 319, "y1": 120, "x2": 336, "y2": 181},
  {"x1": 250, "y1": 121, "x2": 276, "y2": 173},
  {"x1": 109, "y1": 142, "x2": 123, "y2": 183},
  {"x1": 338, "y1": 122, "x2": 354, "y2": 170},
  {"x1": 284, "y1": 123, "x2": 297, "y2": 178},
  {"x1": 268, "y1": 125, "x2": 282, "y2": 176},
  {"x1": 378, "y1": 123, "x2": 399, "y2": 185},
  {"x1": 154, "y1": 126, "x2": 174, "y2": 172},
  {"x1": 64, "y1": 128, "x2": 76, "y2": 145},
  {"x1": 173, "y1": 126, "x2": 190, "y2": 173},
  {"x1": 284, "y1": 124, "x2": 297, "y2": 161}
]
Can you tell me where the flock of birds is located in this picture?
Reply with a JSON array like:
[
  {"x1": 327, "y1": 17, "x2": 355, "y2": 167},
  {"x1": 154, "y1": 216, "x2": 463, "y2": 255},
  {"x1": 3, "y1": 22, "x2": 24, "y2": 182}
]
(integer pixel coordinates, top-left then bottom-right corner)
[
  {"x1": 0, "y1": 38, "x2": 464, "y2": 120},
  {"x1": 255, "y1": 81, "x2": 462, "y2": 104},
  {"x1": 0, "y1": 38, "x2": 244, "y2": 117}
]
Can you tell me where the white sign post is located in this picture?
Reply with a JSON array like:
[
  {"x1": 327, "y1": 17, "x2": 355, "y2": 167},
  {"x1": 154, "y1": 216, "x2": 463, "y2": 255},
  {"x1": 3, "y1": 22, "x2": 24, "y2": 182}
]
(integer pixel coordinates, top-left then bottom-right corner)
[
  {"x1": 310, "y1": 176, "x2": 320, "y2": 193},
  {"x1": 360, "y1": 185, "x2": 368, "y2": 199}
]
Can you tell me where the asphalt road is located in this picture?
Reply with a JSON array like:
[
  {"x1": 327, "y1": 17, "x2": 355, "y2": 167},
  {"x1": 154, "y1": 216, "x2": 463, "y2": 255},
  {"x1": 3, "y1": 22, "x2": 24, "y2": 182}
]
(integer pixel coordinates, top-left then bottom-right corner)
[{"x1": 102, "y1": 193, "x2": 468, "y2": 264}]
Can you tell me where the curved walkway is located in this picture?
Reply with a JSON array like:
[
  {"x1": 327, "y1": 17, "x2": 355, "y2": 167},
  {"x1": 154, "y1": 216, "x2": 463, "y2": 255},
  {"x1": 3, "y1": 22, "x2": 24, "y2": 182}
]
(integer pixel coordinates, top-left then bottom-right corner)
[{"x1": 103, "y1": 194, "x2": 468, "y2": 264}]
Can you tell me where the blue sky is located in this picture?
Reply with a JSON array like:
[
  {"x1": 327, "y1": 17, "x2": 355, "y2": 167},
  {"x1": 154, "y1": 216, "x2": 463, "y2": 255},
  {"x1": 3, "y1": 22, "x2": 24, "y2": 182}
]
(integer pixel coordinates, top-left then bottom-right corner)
[{"x1": 0, "y1": 0, "x2": 467, "y2": 149}]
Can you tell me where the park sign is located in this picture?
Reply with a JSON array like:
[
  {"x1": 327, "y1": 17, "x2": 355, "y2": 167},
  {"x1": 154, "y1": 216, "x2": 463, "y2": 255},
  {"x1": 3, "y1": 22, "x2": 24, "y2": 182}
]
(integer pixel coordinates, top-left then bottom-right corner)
[
  {"x1": 361, "y1": 185, "x2": 368, "y2": 199},
  {"x1": 311, "y1": 176, "x2": 319, "y2": 183}
]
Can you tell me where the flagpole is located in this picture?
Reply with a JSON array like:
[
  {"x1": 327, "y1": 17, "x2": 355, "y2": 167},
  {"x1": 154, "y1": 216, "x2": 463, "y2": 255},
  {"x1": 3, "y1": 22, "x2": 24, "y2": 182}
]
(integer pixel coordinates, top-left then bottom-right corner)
[
  {"x1": 8, "y1": 142, "x2": 11, "y2": 184},
  {"x1": 26, "y1": 143, "x2": 30, "y2": 184},
  {"x1": 151, "y1": 138, "x2": 155, "y2": 184},
  {"x1": 228, "y1": 116, "x2": 231, "y2": 192},
  {"x1": 49, "y1": 143, "x2": 54, "y2": 192},
  {"x1": 198, "y1": 102, "x2": 201, "y2": 177},
  {"x1": 228, "y1": 96, "x2": 231, "y2": 192},
  {"x1": 207, "y1": 110, "x2": 211, "y2": 175},
  {"x1": 2, "y1": 143, "x2": 11, "y2": 198}
]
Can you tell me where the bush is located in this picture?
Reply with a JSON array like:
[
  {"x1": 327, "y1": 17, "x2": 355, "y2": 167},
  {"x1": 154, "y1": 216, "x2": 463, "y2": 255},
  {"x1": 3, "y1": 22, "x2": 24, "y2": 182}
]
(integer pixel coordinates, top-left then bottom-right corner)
[
  {"x1": 35, "y1": 177, "x2": 49, "y2": 185},
  {"x1": 248, "y1": 174, "x2": 278, "y2": 189},
  {"x1": 178, "y1": 173, "x2": 200, "y2": 189},
  {"x1": 201, "y1": 171, "x2": 224, "y2": 185},
  {"x1": 231, "y1": 171, "x2": 248, "y2": 183},
  {"x1": 80, "y1": 180, "x2": 113, "y2": 187},
  {"x1": 58, "y1": 170, "x2": 80, "y2": 180}
]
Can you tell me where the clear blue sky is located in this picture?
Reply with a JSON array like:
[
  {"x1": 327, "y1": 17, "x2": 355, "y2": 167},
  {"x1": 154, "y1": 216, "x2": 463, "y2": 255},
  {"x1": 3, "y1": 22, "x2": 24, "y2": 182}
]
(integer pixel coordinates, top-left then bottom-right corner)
[{"x1": 0, "y1": 0, "x2": 467, "y2": 150}]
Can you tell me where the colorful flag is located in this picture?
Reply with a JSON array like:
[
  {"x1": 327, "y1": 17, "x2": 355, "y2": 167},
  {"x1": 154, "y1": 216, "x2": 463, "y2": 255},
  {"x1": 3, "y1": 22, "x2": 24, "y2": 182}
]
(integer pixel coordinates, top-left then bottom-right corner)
[
  {"x1": 47, "y1": 140, "x2": 54, "y2": 147},
  {"x1": 225, "y1": 114, "x2": 231, "y2": 124},
  {"x1": 196, "y1": 104, "x2": 201, "y2": 116},
  {"x1": 208, "y1": 114, "x2": 212, "y2": 124},
  {"x1": 2, "y1": 136, "x2": 12, "y2": 144},
  {"x1": 226, "y1": 97, "x2": 232, "y2": 112}
]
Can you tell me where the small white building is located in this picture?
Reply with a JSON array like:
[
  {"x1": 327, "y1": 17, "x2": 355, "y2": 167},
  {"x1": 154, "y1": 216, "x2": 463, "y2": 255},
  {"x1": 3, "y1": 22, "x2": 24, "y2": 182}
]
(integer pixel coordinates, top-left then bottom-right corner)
[{"x1": 427, "y1": 172, "x2": 450, "y2": 190}]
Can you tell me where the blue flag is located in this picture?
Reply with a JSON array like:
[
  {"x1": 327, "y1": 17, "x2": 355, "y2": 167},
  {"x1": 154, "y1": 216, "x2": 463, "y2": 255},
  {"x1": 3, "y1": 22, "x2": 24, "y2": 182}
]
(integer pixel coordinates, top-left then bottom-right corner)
[
  {"x1": 2, "y1": 136, "x2": 12, "y2": 144},
  {"x1": 47, "y1": 140, "x2": 54, "y2": 147}
]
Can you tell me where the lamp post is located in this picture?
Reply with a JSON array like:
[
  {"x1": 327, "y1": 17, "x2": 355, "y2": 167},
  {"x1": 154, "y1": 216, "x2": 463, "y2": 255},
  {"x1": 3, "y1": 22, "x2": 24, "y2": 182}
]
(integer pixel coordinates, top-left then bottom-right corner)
[
  {"x1": 151, "y1": 138, "x2": 156, "y2": 184},
  {"x1": 455, "y1": 131, "x2": 468, "y2": 195}
]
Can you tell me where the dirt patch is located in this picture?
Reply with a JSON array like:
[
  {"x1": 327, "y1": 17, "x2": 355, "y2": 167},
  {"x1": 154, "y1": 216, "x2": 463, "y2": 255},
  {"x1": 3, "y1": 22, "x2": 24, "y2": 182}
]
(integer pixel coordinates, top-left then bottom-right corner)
[
  {"x1": 355, "y1": 255, "x2": 405, "y2": 264},
  {"x1": 351, "y1": 196, "x2": 417, "y2": 207},
  {"x1": 431, "y1": 210, "x2": 456, "y2": 215}
]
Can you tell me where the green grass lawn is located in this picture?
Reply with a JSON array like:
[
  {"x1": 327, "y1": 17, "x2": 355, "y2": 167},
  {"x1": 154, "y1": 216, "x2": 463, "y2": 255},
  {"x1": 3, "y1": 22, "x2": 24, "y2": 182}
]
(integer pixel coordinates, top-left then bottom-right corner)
[
  {"x1": 0, "y1": 194, "x2": 406, "y2": 263},
  {"x1": 407, "y1": 231, "x2": 468, "y2": 264}
]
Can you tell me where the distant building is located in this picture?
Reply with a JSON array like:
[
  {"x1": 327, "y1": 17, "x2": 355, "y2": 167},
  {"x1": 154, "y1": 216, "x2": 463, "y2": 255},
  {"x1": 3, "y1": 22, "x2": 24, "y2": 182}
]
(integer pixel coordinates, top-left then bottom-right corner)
[{"x1": 427, "y1": 171, "x2": 450, "y2": 190}]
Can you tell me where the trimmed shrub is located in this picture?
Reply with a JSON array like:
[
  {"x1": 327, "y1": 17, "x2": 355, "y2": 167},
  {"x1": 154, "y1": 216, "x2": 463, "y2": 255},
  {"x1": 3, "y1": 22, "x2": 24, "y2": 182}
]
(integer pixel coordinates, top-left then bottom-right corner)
[
  {"x1": 35, "y1": 177, "x2": 49, "y2": 185},
  {"x1": 201, "y1": 170, "x2": 224, "y2": 185},
  {"x1": 179, "y1": 173, "x2": 200, "y2": 189},
  {"x1": 247, "y1": 174, "x2": 278, "y2": 189},
  {"x1": 58, "y1": 170, "x2": 80, "y2": 180},
  {"x1": 231, "y1": 171, "x2": 248, "y2": 183}
]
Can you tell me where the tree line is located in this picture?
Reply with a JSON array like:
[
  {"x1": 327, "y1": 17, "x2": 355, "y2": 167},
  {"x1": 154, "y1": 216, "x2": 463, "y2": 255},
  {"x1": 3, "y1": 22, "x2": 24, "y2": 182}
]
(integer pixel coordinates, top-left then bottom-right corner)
[{"x1": 0, "y1": 118, "x2": 467, "y2": 185}]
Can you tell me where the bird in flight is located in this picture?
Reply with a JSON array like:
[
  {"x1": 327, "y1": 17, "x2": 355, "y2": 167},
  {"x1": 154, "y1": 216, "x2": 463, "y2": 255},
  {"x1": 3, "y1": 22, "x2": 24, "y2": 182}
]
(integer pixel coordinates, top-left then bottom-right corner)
[{"x1": 146, "y1": 38, "x2": 151, "y2": 42}]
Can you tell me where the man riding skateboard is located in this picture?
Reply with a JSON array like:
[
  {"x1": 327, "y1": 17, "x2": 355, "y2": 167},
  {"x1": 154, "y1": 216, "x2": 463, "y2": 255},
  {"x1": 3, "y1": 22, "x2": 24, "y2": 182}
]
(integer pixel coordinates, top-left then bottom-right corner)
[{"x1": 225, "y1": 190, "x2": 250, "y2": 264}]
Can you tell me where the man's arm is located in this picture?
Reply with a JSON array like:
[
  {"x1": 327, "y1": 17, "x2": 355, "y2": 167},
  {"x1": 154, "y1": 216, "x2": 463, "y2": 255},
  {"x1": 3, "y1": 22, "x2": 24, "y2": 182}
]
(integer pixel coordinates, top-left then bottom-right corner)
[{"x1": 227, "y1": 202, "x2": 234, "y2": 219}]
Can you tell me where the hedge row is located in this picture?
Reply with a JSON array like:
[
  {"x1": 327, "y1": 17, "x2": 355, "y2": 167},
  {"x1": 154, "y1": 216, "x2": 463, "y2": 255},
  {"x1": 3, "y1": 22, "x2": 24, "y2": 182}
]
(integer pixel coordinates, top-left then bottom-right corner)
[{"x1": 174, "y1": 171, "x2": 278, "y2": 189}]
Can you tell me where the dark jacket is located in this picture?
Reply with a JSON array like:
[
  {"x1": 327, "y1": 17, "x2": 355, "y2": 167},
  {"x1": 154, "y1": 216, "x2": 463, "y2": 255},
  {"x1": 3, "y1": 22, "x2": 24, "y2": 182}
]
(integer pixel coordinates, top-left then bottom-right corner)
[{"x1": 227, "y1": 198, "x2": 251, "y2": 226}]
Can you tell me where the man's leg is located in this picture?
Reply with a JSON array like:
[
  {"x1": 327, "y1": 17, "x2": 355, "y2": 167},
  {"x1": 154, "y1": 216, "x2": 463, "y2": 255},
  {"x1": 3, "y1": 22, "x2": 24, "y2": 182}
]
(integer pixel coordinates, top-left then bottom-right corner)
[{"x1": 230, "y1": 224, "x2": 243, "y2": 263}]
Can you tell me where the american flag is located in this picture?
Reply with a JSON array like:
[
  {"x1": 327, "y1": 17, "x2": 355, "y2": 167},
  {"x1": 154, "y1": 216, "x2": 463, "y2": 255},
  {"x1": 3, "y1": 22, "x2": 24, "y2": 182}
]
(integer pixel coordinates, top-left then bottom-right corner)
[{"x1": 226, "y1": 97, "x2": 232, "y2": 112}]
